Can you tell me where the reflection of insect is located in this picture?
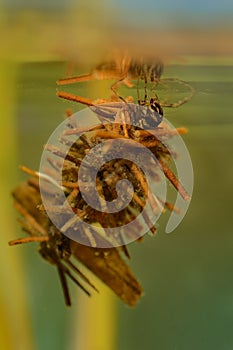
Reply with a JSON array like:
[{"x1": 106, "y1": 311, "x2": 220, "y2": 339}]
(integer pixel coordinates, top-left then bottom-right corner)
[
  {"x1": 57, "y1": 58, "x2": 165, "y2": 127},
  {"x1": 57, "y1": 58, "x2": 164, "y2": 95},
  {"x1": 57, "y1": 57, "x2": 194, "y2": 118}
]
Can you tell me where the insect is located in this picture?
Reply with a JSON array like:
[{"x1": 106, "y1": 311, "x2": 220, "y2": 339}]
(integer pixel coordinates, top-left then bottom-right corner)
[
  {"x1": 9, "y1": 178, "x2": 143, "y2": 306},
  {"x1": 37, "y1": 104, "x2": 190, "y2": 251},
  {"x1": 55, "y1": 57, "x2": 192, "y2": 203},
  {"x1": 57, "y1": 58, "x2": 163, "y2": 125},
  {"x1": 54, "y1": 58, "x2": 191, "y2": 239},
  {"x1": 57, "y1": 58, "x2": 164, "y2": 92},
  {"x1": 56, "y1": 56, "x2": 194, "y2": 123}
]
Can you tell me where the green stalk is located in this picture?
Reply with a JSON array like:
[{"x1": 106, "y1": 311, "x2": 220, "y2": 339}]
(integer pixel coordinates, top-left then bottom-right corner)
[{"x1": 0, "y1": 61, "x2": 34, "y2": 350}]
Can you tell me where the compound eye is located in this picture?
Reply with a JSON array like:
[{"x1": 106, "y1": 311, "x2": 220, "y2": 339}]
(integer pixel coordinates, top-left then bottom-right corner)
[{"x1": 150, "y1": 99, "x2": 163, "y2": 116}]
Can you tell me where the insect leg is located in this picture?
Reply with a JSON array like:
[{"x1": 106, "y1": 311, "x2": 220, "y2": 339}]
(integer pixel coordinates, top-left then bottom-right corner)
[
  {"x1": 111, "y1": 77, "x2": 128, "y2": 102},
  {"x1": 57, "y1": 73, "x2": 95, "y2": 86},
  {"x1": 8, "y1": 236, "x2": 49, "y2": 246},
  {"x1": 137, "y1": 76, "x2": 140, "y2": 104},
  {"x1": 57, "y1": 264, "x2": 71, "y2": 306},
  {"x1": 158, "y1": 159, "x2": 190, "y2": 201},
  {"x1": 144, "y1": 75, "x2": 148, "y2": 104},
  {"x1": 57, "y1": 91, "x2": 95, "y2": 106},
  {"x1": 65, "y1": 259, "x2": 98, "y2": 292},
  {"x1": 64, "y1": 266, "x2": 91, "y2": 296},
  {"x1": 160, "y1": 78, "x2": 195, "y2": 108}
]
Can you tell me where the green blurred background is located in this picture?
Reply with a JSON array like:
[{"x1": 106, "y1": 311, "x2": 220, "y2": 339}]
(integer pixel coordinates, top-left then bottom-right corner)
[{"x1": 1, "y1": 0, "x2": 233, "y2": 349}]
